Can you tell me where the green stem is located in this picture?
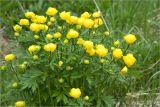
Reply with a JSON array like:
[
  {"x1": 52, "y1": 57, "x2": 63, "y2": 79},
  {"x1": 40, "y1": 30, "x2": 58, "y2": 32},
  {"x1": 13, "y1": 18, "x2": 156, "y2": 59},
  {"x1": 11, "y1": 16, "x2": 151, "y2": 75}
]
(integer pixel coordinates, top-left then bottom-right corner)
[
  {"x1": 11, "y1": 62, "x2": 19, "y2": 81},
  {"x1": 38, "y1": 87, "x2": 41, "y2": 106},
  {"x1": 48, "y1": 78, "x2": 53, "y2": 104},
  {"x1": 124, "y1": 45, "x2": 130, "y2": 54}
]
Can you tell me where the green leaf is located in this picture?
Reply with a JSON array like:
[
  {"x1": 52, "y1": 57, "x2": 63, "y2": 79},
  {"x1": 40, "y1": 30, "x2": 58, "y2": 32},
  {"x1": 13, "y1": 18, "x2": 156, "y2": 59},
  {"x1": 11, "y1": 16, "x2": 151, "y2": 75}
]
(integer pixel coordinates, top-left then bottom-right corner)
[{"x1": 101, "y1": 95, "x2": 115, "y2": 107}]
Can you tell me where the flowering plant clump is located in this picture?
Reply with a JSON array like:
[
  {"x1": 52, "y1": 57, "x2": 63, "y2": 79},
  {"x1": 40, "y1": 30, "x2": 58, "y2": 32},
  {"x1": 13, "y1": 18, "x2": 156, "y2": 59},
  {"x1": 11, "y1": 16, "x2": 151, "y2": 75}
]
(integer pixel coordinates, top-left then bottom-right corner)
[{"x1": 1, "y1": 7, "x2": 137, "y2": 106}]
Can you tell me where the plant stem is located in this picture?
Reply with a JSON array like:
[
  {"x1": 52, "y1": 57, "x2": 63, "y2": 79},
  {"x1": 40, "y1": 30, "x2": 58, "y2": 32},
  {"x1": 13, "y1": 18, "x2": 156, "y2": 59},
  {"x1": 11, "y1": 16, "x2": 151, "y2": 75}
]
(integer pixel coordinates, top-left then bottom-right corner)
[
  {"x1": 11, "y1": 62, "x2": 19, "y2": 81},
  {"x1": 124, "y1": 45, "x2": 130, "y2": 54},
  {"x1": 38, "y1": 87, "x2": 41, "y2": 106}
]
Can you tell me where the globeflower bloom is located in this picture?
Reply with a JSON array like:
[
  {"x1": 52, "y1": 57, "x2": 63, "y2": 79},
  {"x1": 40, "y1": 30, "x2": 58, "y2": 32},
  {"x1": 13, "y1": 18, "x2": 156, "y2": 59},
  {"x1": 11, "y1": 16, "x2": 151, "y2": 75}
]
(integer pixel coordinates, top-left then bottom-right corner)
[
  {"x1": 81, "y1": 12, "x2": 91, "y2": 19},
  {"x1": 36, "y1": 15, "x2": 47, "y2": 23},
  {"x1": 83, "y1": 19, "x2": 94, "y2": 28},
  {"x1": 30, "y1": 23, "x2": 40, "y2": 32},
  {"x1": 69, "y1": 88, "x2": 81, "y2": 99},
  {"x1": 83, "y1": 40, "x2": 94, "y2": 50},
  {"x1": 120, "y1": 66, "x2": 128, "y2": 75},
  {"x1": 43, "y1": 43, "x2": 57, "y2": 52},
  {"x1": 46, "y1": 34, "x2": 53, "y2": 40},
  {"x1": 92, "y1": 11, "x2": 101, "y2": 18},
  {"x1": 77, "y1": 38, "x2": 85, "y2": 45},
  {"x1": 4, "y1": 54, "x2": 15, "y2": 62},
  {"x1": 112, "y1": 48, "x2": 123, "y2": 59},
  {"x1": 53, "y1": 32, "x2": 62, "y2": 38},
  {"x1": 25, "y1": 12, "x2": 35, "y2": 19},
  {"x1": 28, "y1": 45, "x2": 41, "y2": 54},
  {"x1": 19, "y1": 19, "x2": 29, "y2": 26},
  {"x1": 114, "y1": 40, "x2": 120, "y2": 46},
  {"x1": 66, "y1": 29, "x2": 79, "y2": 39},
  {"x1": 59, "y1": 11, "x2": 70, "y2": 20},
  {"x1": 123, "y1": 53, "x2": 136, "y2": 67},
  {"x1": 96, "y1": 44, "x2": 108, "y2": 57},
  {"x1": 46, "y1": 7, "x2": 58, "y2": 16},
  {"x1": 86, "y1": 48, "x2": 96, "y2": 56},
  {"x1": 68, "y1": 16, "x2": 78, "y2": 24},
  {"x1": 13, "y1": 25, "x2": 22, "y2": 32},
  {"x1": 124, "y1": 34, "x2": 137, "y2": 44},
  {"x1": 15, "y1": 101, "x2": 26, "y2": 107}
]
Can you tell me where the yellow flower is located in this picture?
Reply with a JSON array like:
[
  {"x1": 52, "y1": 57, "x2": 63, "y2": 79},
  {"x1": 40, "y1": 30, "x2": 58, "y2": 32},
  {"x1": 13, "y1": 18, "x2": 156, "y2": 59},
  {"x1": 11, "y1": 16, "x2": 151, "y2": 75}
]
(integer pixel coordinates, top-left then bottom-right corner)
[
  {"x1": 63, "y1": 39, "x2": 69, "y2": 44},
  {"x1": 120, "y1": 66, "x2": 128, "y2": 75},
  {"x1": 43, "y1": 43, "x2": 57, "y2": 52},
  {"x1": 83, "y1": 40, "x2": 94, "y2": 49},
  {"x1": 68, "y1": 16, "x2": 78, "y2": 24},
  {"x1": 77, "y1": 38, "x2": 85, "y2": 45},
  {"x1": 19, "y1": 63, "x2": 27, "y2": 69},
  {"x1": 19, "y1": 19, "x2": 29, "y2": 26},
  {"x1": 30, "y1": 23, "x2": 40, "y2": 32},
  {"x1": 13, "y1": 25, "x2": 22, "y2": 32},
  {"x1": 34, "y1": 35, "x2": 39, "y2": 39},
  {"x1": 66, "y1": 29, "x2": 79, "y2": 39},
  {"x1": 14, "y1": 32, "x2": 20, "y2": 37},
  {"x1": 123, "y1": 53, "x2": 136, "y2": 67},
  {"x1": 94, "y1": 18, "x2": 103, "y2": 26},
  {"x1": 84, "y1": 59, "x2": 90, "y2": 64},
  {"x1": 123, "y1": 34, "x2": 137, "y2": 44},
  {"x1": 50, "y1": 17, "x2": 56, "y2": 22},
  {"x1": 83, "y1": 19, "x2": 94, "y2": 28},
  {"x1": 39, "y1": 24, "x2": 48, "y2": 31},
  {"x1": 28, "y1": 45, "x2": 37, "y2": 53},
  {"x1": 96, "y1": 44, "x2": 108, "y2": 57},
  {"x1": 81, "y1": 12, "x2": 91, "y2": 19},
  {"x1": 46, "y1": 7, "x2": 58, "y2": 16},
  {"x1": 69, "y1": 88, "x2": 81, "y2": 99},
  {"x1": 84, "y1": 96, "x2": 89, "y2": 101},
  {"x1": 112, "y1": 48, "x2": 123, "y2": 59},
  {"x1": 25, "y1": 12, "x2": 35, "y2": 19},
  {"x1": 47, "y1": 21, "x2": 52, "y2": 26},
  {"x1": 86, "y1": 48, "x2": 95, "y2": 56},
  {"x1": 36, "y1": 15, "x2": 47, "y2": 23},
  {"x1": 58, "y1": 61, "x2": 63, "y2": 67},
  {"x1": 46, "y1": 34, "x2": 53, "y2": 40},
  {"x1": 76, "y1": 25, "x2": 81, "y2": 29},
  {"x1": 77, "y1": 17, "x2": 85, "y2": 25},
  {"x1": 32, "y1": 55, "x2": 39, "y2": 60},
  {"x1": 4, "y1": 54, "x2": 15, "y2": 62},
  {"x1": 92, "y1": 11, "x2": 101, "y2": 18},
  {"x1": 53, "y1": 32, "x2": 62, "y2": 38},
  {"x1": 114, "y1": 40, "x2": 120, "y2": 46},
  {"x1": 59, "y1": 11, "x2": 70, "y2": 20},
  {"x1": 15, "y1": 101, "x2": 26, "y2": 107}
]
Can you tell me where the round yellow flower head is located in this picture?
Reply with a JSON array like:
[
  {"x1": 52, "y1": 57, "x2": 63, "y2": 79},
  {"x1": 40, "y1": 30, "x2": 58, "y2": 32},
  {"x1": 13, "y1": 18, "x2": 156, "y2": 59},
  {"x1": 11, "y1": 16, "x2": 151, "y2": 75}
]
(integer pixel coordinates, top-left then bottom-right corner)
[
  {"x1": 96, "y1": 44, "x2": 108, "y2": 57},
  {"x1": 59, "y1": 11, "x2": 70, "y2": 20},
  {"x1": 112, "y1": 48, "x2": 123, "y2": 59},
  {"x1": 84, "y1": 96, "x2": 89, "y2": 101},
  {"x1": 25, "y1": 12, "x2": 35, "y2": 19},
  {"x1": 13, "y1": 25, "x2": 22, "y2": 32},
  {"x1": 123, "y1": 34, "x2": 137, "y2": 44},
  {"x1": 81, "y1": 12, "x2": 91, "y2": 19},
  {"x1": 47, "y1": 21, "x2": 52, "y2": 26},
  {"x1": 46, "y1": 7, "x2": 58, "y2": 16},
  {"x1": 83, "y1": 40, "x2": 94, "y2": 49},
  {"x1": 83, "y1": 19, "x2": 94, "y2": 28},
  {"x1": 76, "y1": 25, "x2": 81, "y2": 29},
  {"x1": 120, "y1": 66, "x2": 128, "y2": 75},
  {"x1": 43, "y1": 43, "x2": 57, "y2": 52},
  {"x1": 30, "y1": 23, "x2": 40, "y2": 32},
  {"x1": 66, "y1": 66, "x2": 73, "y2": 71},
  {"x1": 50, "y1": 17, "x2": 56, "y2": 22},
  {"x1": 94, "y1": 18, "x2": 103, "y2": 26},
  {"x1": 58, "y1": 61, "x2": 63, "y2": 67},
  {"x1": 15, "y1": 101, "x2": 26, "y2": 107},
  {"x1": 19, "y1": 63, "x2": 27, "y2": 69},
  {"x1": 66, "y1": 29, "x2": 79, "y2": 39},
  {"x1": 34, "y1": 35, "x2": 39, "y2": 39},
  {"x1": 46, "y1": 34, "x2": 53, "y2": 40},
  {"x1": 114, "y1": 40, "x2": 120, "y2": 46},
  {"x1": 4, "y1": 54, "x2": 15, "y2": 62},
  {"x1": 92, "y1": 11, "x2": 101, "y2": 18},
  {"x1": 14, "y1": 32, "x2": 20, "y2": 37},
  {"x1": 39, "y1": 24, "x2": 48, "y2": 31},
  {"x1": 53, "y1": 32, "x2": 62, "y2": 38},
  {"x1": 36, "y1": 15, "x2": 47, "y2": 23},
  {"x1": 68, "y1": 16, "x2": 78, "y2": 24},
  {"x1": 28, "y1": 45, "x2": 37, "y2": 54},
  {"x1": 19, "y1": 19, "x2": 29, "y2": 26},
  {"x1": 69, "y1": 88, "x2": 81, "y2": 99},
  {"x1": 77, "y1": 38, "x2": 85, "y2": 45},
  {"x1": 123, "y1": 53, "x2": 136, "y2": 67},
  {"x1": 84, "y1": 59, "x2": 90, "y2": 64},
  {"x1": 57, "y1": 26, "x2": 62, "y2": 30},
  {"x1": 63, "y1": 39, "x2": 69, "y2": 44},
  {"x1": 77, "y1": 17, "x2": 85, "y2": 25},
  {"x1": 86, "y1": 48, "x2": 96, "y2": 56}
]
